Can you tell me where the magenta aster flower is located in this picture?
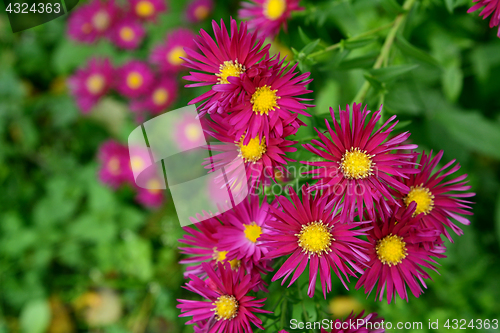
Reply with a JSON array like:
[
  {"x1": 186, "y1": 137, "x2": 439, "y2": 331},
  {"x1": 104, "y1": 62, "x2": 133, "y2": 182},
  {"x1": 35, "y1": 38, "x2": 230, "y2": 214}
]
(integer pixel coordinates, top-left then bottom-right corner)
[
  {"x1": 97, "y1": 140, "x2": 131, "y2": 188},
  {"x1": 320, "y1": 311, "x2": 385, "y2": 333},
  {"x1": 135, "y1": 181, "x2": 164, "y2": 208},
  {"x1": 182, "y1": 18, "x2": 271, "y2": 115},
  {"x1": 395, "y1": 150, "x2": 474, "y2": 242},
  {"x1": 80, "y1": 0, "x2": 118, "y2": 39},
  {"x1": 130, "y1": 77, "x2": 178, "y2": 117},
  {"x1": 150, "y1": 28, "x2": 197, "y2": 73},
  {"x1": 355, "y1": 203, "x2": 444, "y2": 304},
  {"x1": 177, "y1": 262, "x2": 271, "y2": 332},
  {"x1": 219, "y1": 58, "x2": 312, "y2": 145},
  {"x1": 68, "y1": 58, "x2": 113, "y2": 113},
  {"x1": 129, "y1": 0, "x2": 167, "y2": 22},
  {"x1": 115, "y1": 60, "x2": 154, "y2": 98},
  {"x1": 172, "y1": 113, "x2": 206, "y2": 151},
  {"x1": 261, "y1": 186, "x2": 370, "y2": 298},
  {"x1": 204, "y1": 114, "x2": 298, "y2": 189},
  {"x1": 468, "y1": 0, "x2": 500, "y2": 37},
  {"x1": 302, "y1": 103, "x2": 418, "y2": 223},
  {"x1": 67, "y1": 5, "x2": 99, "y2": 43},
  {"x1": 186, "y1": 0, "x2": 213, "y2": 23},
  {"x1": 214, "y1": 194, "x2": 274, "y2": 262},
  {"x1": 239, "y1": 0, "x2": 303, "y2": 39},
  {"x1": 108, "y1": 18, "x2": 145, "y2": 50}
]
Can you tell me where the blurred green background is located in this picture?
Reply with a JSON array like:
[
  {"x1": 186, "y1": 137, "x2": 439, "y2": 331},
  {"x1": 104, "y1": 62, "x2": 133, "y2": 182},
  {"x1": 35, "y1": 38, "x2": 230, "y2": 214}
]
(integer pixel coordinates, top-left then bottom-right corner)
[{"x1": 0, "y1": 0, "x2": 499, "y2": 332}]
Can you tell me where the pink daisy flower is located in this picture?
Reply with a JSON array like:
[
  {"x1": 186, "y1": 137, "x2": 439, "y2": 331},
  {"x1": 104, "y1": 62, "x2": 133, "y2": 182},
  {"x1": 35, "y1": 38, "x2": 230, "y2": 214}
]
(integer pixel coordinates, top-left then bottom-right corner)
[
  {"x1": 182, "y1": 18, "x2": 271, "y2": 115},
  {"x1": 115, "y1": 60, "x2": 154, "y2": 98},
  {"x1": 130, "y1": 77, "x2": 178, "y2": 117},
  {"x1": 67, "y1": 5, "x2": 99, "y2": 43},
  {"x1": 468, "y1": 0, "x2": 500, "y2": 37},
  {"x1": 302, "y1": 103, "x2": 418, "y2": 223},
  {"x1": 218, "y1": 57, "x2": 313, "y2": 145},
  {"x1": 204, "y1": 114, "x2": 298, "y2": 189},
  {"x1": 129, "y1": 0, "x2": 167, "y2": 22},
  {"x1": 177, "y1": 262, "x2": 271, "y2": 332},
  {"x1": 261, "y1": 186, "x2": 370, "y2": 298},
  {"x1": 87, "y1": 0, "x2": 118, "y2": 37},
  {"x1": 172, "y1": 113, "x2": 206, "y2": 151},
  {"x1": 68, "y1": 58, "x2": 113, "y2": 113},
  {"x1": 239, "y1": 0, "x2": 303, "y2": 39},
  {"x1": 135, "y1": 182, "x2": 164, "y2": 208},
  {"x1": 150, "y1": 28, "x2": 197, "y2": 74},
  {"x1": 395, "y1": 150, "x2": 475, "y2": 241},
  {"x1": 355, "y1": 203, "x2": 444, "y2": 304},
  {"x1": 186, "y1": 0, "x2": 213, "y2": 23},
  {"x1": 320, "y1": 311, "x2": 385, "y2": 333},
  {"x1": 214, "y1": 194, "x2": 274, "y2": 262},
  {"x1": 97, "y1": 140, "x2": 131, "y2": 188},
  {"x1": 108, "y1": 18, "x2": 145, "y2": 50}
]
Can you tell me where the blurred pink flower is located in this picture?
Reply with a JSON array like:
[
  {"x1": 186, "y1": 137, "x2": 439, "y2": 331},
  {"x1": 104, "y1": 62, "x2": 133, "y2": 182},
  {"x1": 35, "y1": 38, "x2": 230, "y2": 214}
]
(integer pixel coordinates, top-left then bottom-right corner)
[
  {"x1": 97, "y1": 140, "x2": 131, "y2": 188},
  {"x1": 129, "y1": 0, "x2": 167, "y2": 22},
  {"x1": 115, "y1": 60, "x2": 154, "y2": 98},
  {"x1": 150, "y1": 28, "x2": 197, "y2": 73},
  {"x1": 109, "y1": 18, "x2": 146, "y2": 49},
  {"x1": 130, "y1": 77, "x2": 178, "y2": 116},
  {"x1": 185, "y1": 0, "x2": 213, "y2": 23}
]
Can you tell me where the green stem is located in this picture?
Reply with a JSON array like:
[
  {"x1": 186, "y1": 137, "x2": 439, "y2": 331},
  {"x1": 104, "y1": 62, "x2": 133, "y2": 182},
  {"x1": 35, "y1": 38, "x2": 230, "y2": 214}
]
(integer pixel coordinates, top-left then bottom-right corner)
[
  {"x1": 351, "y1": 0, "x2": 418, "y2": 104},
  {"x1": 308, "y1": 22, "x2": 394, "y2": 59}
]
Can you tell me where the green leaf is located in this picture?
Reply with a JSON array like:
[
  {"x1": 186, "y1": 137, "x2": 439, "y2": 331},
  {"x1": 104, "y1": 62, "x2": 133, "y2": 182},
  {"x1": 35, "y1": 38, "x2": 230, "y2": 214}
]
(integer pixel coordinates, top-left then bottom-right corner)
[
  {"x1": 312, "y1": 80, "x2": 340, "y2": 114},
  {"x1": 363, "y1": 74, "x2": 384, "y2": 93},
  {"x1": 343, "y1": 37, "x2": 377, "y2": 50},
  {"x1": 301, "y1": 39, "x2": 321, "y2": 55},
  {"x1": 444, "y1": 0, "x2": 456, "y2": 13},
  {"x1": 395, "y1": 34, "x2": 441, "y2": 67},
  {"x1": 442, "y1": 65, "x2": 463, "y2": 102},
  {"x1": 496, "y1": 192, "x2": 500, "y2": 250},
  {"x1": 20, "y1": 299, "x2": 51, "y2": 333},
  {"x1": 368, "y1": 64, "x2": 419, "y2": 82},
  {"x1": 298, "y1": 26, "x2": 311, "y2": 45},
  {"x1": 339, "y1": 53, "x2": 378, "y2": 70},
  {"x1": 380, "y1": 0, "x2": 404, "y2": 15}
]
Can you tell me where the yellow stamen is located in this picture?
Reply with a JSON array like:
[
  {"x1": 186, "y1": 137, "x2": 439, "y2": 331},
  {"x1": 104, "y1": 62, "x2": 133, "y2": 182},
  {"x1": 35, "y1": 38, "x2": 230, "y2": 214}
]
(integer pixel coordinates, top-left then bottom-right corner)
[
  {"x1": 243, "y1": 222, "x2": 262, "y2": 243},
  {"x1": 92, "y1": 11, "x2": 110, "y2": 31},
  {"x1": 127, "y1": 72, "x2": 144, "y2": 90},
  {"x1": 340, "y1": 147, "x2": 374, "y2": 179},
  {"x1": 237, "y1": 135, "x2": 266, "y2": 163},
  {"x1": 250, "y1": 85, "x2": 280, "y2": 115},
  {"x1": 119, "y1": 27, "x2": 135, "y2": 42},
  {"x1": 194, "y1": 5, "x2": 209, "y2": 20},
  {"x1": 152, "y1": 88, "x2": 169, "y2": 106},
  {"x1": 213, "y1": 249, "x2": 240, "y2": 270},
  {"x1": 216, "y1": 60, "x2": 245, "y2": 84},
  {"x1": 130, "y1": 156, "x2": 145, "y2": 171},
  {"x1": 167, "y1": 46, "x2": 186, "y2": 66},
  {"x1": 376, "y1": 234, "x2": 407, "y2": 266},
  {"x1": 404, "y1": 185, "x2": 434, "y2": 216},
  {"x1": 135, "y1": 0, "x2": 154, "y2": 17},
  {"x1": 263, "y1": 0, "x2": 286, "y2": 20},
  {"x1": 296, "y1": 220, "x2": 334, "y2": 256},
  {"x1": 86, "y1": 74, "x2": 105, "y2": 95},
  {"x1": 185, "y1": 123, "x2": 202, "y2": 141},
  {"x1": 212, "y1": 295, "x2": 238, "y2": 321}
]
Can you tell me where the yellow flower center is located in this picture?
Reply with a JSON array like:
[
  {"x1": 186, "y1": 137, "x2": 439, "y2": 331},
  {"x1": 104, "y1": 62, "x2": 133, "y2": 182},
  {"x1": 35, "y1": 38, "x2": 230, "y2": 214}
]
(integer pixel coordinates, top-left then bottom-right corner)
[
  {"x1": 152, "y1": 88, "x2": 169, "y2": 106},
  {"x1": 126, "y1": 72, "x2": 144, "y2": 90},
  {"x1": 213, "y1": 249, "x2": 240, "y2": 270},
  {"x1": 147, "y1": 178, "x2": 162, "y2": 194},
  {"x1": 119, "y1": 27, "x2": 135, "y2": 42},
  {"x1": 296, "y1": 220, "x2": 333, "y2": 256},
  {"x1": 250, "y1": 85, "x2": 280, "y2": 115},
  {"x1": 263, "y1": 0, "x2": 286, "y2": 20},
  {"x1": 194, "y1": 5, "x2": 209, "y2": 20},
  {"x1": 213, "y1": 295, "x2": 238, "y2": 321},
  {"x1": 130, "y1": 156, "x2": 145, "y2": 171},
  {"x1": 107, "y1": 157, "x2": 120, "y2": 175},
  {"x1": 404, "y1": 185, "x2": 434, "y2": 216},
  {"x1": 135, "y1": 0, "x2": 154, "y2": 17},
  {"x1": 243, "y1": 222, "x2": 262, "y2": 243},
  {"x1": 340, "y1": 147, "x2": 374, "y2": 179},
  {"x1": 216, "y1": 60, "x2": 245, "y2": 84},
  {"x1": 185, "y1": 123, "x2": 202, "y2": 141},
  {"x1": 237, "y1": 135, "x2": 266, "y2": 163},
  {"x1": 167, "y1": 46, "x2": 186, "y2": 66},
  {"x1": 92, "y1": 11, "x2": 110, "y2": 31},
  {"x1": 86, "y1": 74, "x2": 105, "y2": 95},
  {"x1": 376, "y1": 234, "x2": 407, "y2": 266}
]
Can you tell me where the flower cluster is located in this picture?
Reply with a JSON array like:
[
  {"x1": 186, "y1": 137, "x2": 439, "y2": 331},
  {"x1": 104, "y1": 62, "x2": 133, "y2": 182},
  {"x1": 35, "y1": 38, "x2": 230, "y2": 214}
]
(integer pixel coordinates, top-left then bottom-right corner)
[{"x1": 97, "y1": 140, "x2": 164, "y2": 208}]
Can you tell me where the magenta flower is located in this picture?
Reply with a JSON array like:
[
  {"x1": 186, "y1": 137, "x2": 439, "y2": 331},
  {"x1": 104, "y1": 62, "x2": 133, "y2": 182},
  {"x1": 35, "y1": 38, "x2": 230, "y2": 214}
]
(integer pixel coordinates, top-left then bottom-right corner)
[
  {"x1": 262, "y1": 186, "x2": 370, "y2": 298},
  {"x1": 320, "y1": 311, "x2": 385, "y2": 333},
  {"x1": 355, "y1": 203, "x2": 444, "y2": 304},
  {"x1": 67, "y1": 5, "x2": 99, "y2": 43},
  {"x1": 109, "y1": 18, "x2": 145, "y2": 50},
  {"x1": 177, "y1": 262, "x2": 271, "y2": 332},
  {"x1": 68, "y1": 58, "x2": 113, "y2": 113},
  {"x1": 172, "y1": 113, "x2": 206, "y2": 151},
  {"x1": 468, "y1": 0, "x2": 500, "y2": 37},
  {"x1": 205, "y1": 114, "x2": 298, "y2": 189},
  {"x1": 182, "y1": 18, "x2": 270, "y2": 115},
  {"x1": 302, "y1": 103, "x2": 418, "y2": 223},
  {"x1": 214, "y1": 194, "x2": 274, "y2": 262},
  {"x1": 395, "y1": 150, "x2": 475, "y2": 241},
  {"x1": 129, "y1": 0, "x2": 167, "y2": 21},
  {"x1": 135, "y1": 182, "x2": 164, "y2": 208},
  {"x1": 150, "y1": 28, "x2": 197, "y2": 74},
  {"x1": 186, "y1": 0, "x2": 213, "y2": 23},
  {"x1": 115, "y1": 60, "x2": 154, "y2": 98},
  {"x1": 239, "y1": 0, "x2": 303, "y2": 39},
  {"x1": 97, "y1": 140, "x2": 131, "y2": 188},
  {"x1": 131, "y1": 77, "x2": 178, "y2": 116}
]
